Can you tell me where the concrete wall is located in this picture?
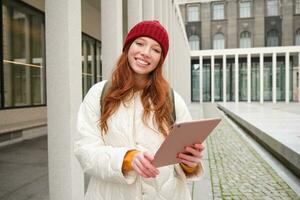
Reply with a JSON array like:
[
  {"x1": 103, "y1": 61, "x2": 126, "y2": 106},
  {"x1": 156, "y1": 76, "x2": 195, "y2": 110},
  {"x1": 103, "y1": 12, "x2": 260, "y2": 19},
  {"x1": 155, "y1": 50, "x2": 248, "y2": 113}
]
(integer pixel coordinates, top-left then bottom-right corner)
[
  {"x1": 21, "y1": 0, "x2": 44, "y2": 11},
  {"x1": 227, "y1": 0, "x2": 237, "y2": 48},
  {"x1": 282, "y1": 0, "x2": 294, "y2": 46},
  {"x1": 172, "y1": 5, "x2": 191, "y2": 103},
  {"x1": 81, "y1": 0, "x2": 101, "y2": 40},
  {"x1": 201, "y1": 3, "x2": 211, "y2": 49},
  {"x1": 0, "y1": 107, "x2": 47, "y2": 127}
]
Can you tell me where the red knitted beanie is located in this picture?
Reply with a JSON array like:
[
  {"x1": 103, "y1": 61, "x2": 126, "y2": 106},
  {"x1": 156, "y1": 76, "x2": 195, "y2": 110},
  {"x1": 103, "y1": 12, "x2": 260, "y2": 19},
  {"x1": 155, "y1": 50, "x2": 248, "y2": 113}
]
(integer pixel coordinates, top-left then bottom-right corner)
[{"x1": 123, "y1": 20, "x2": 169, "y2": 59}]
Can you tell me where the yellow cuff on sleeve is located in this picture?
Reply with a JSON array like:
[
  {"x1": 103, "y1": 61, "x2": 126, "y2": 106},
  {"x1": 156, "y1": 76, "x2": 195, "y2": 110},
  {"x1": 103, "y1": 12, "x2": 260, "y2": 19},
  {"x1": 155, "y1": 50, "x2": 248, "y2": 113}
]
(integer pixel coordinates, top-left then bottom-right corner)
[
  {"x1": 122, "y1": 150, "x2": 140, "y2": 174},
  {"x1": 180, "y1": 163, "x2": 198, "y2": 174}
]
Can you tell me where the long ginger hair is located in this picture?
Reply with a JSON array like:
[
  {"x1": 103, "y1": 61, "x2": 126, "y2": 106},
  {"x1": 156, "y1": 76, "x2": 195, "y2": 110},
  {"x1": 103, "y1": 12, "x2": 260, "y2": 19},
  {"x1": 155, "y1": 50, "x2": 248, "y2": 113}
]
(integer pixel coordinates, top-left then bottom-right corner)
[{"x1": 100, "y1": 44, "x2": 173, "y2": 137}]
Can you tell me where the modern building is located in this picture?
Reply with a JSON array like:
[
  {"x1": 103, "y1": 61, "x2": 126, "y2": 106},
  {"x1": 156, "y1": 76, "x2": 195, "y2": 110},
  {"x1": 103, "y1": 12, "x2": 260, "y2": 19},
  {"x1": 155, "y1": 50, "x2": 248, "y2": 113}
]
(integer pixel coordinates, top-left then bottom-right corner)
[
  {"x1": 178, "y1": 0, "x2": 300, "y2": 103},
  {"x1": 0, "y1": 0, "x2": 191, "y2": 199}
]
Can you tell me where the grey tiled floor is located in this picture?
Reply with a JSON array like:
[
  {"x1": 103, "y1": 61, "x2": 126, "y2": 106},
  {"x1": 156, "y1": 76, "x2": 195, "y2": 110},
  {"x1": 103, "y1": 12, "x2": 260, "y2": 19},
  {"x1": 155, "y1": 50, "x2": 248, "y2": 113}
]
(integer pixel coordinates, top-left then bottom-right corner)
[
  {"x1": 0, "y1": 137, "x2": 48, "y2": 200},
  {"x1": 1, "y1": 103, "x2": 300, "y2": 200}
]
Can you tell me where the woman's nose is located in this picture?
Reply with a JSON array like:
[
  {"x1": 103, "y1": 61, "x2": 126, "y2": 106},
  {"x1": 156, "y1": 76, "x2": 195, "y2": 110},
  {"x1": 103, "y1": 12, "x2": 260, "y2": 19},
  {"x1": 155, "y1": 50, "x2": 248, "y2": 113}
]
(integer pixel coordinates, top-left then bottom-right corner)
[{"x1": 141, "y1": 46, "x2": 151, "y2": 57}]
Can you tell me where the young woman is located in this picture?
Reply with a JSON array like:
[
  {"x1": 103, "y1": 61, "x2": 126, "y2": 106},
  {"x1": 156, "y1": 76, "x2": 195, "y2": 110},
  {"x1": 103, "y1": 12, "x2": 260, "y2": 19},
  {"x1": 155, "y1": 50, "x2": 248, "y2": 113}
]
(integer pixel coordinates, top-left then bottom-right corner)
[{"x1": 75, "y1": 20, "x2": 205, "y2": 200}]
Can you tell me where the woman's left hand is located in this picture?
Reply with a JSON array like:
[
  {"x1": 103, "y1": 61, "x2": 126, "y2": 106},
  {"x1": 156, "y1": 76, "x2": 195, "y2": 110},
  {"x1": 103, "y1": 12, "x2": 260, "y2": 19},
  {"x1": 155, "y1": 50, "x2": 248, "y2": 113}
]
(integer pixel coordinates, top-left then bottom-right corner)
[{"x1": 177, "y1": 143, "x2": 205, "y2": 168}]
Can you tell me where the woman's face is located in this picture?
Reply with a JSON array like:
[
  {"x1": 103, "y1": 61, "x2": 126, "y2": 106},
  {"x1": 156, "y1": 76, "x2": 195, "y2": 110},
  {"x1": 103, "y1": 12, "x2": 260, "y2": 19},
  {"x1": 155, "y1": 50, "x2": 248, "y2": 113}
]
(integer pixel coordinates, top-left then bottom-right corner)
[{"x1": 128, "y1": 36, "x2": 162, "y2": 79}]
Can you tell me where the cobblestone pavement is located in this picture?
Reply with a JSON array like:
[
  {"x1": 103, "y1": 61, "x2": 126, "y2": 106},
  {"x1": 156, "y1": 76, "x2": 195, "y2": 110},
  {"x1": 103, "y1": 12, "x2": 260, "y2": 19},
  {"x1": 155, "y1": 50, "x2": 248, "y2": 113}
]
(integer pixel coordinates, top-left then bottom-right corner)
[{"x1": 203, "y1": 103, "x2": 299, "y2": 200}]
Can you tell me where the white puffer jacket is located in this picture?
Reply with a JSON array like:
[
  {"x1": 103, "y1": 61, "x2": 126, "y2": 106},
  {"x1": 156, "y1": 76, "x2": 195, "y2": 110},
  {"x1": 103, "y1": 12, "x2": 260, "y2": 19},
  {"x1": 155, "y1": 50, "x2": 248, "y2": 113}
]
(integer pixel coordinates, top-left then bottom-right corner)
[{"x1": 74, "y1": 80, "x2": 204, "y2": 200}]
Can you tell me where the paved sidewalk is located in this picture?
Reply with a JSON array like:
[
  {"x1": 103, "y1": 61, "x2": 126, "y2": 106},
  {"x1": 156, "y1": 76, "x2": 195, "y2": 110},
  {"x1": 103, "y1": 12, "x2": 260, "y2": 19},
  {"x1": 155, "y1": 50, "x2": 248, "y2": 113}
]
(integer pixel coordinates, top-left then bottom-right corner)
[
  {"x1": 202, "y1": 103, "x2": 299, "y2": 199},
  {"x1": 0, "y1": 136, "x2": 48, "y2": 200},
  {"x1": 1, "y1": 103, "x2": 299, "y2": 200}
]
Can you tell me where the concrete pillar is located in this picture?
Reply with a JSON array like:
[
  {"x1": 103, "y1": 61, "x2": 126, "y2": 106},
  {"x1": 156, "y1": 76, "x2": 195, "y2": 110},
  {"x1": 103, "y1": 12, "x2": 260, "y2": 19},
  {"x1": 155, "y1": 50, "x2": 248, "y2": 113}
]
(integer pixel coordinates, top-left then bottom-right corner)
[
  {"x1": 235, "y1": 54, "x2": 239, "y2": 102},
  {"x1": 298, "y1": 52, "x2": 300, "y2": 103},
  {"x1": 260, "y1": 53, "x2": 264, "y2": 103},
  {"x1": 272, "y1": 53, "x2": 277, "y2": 103},
  {"x1": 143, "y1": 0, "x2": 154, "y2": 20},
  {"x1": 282, "y1": 0, "x2": 294, "y2": 46},
  {"x1": 247, "y1": 54, "x2": 251, "y2": 103},
  {"x1": 45, "y1": 0, "x2": 84, "y2": 199},
  {"x1": 101, "y1": 0, "x2": 123, "y2": 80},
  {"x1": 199, "y1": 55, "x2": 203, "y2": 103},
  {"x1": 201, "y1": 3, "x2": 211, "y2": 49},
  {"x1": 128, "y1": 0, "x2": 142, "y2": 30},
  {"x1": 227, "y1": 0, "x2": 237, "y2": 48},
  {"x1": 223, "y1": 55, "x2": 226, "y2": 102},
  {"x1": 154, "y1": 0, "x2": 163, "y2": 22},
  {"x1": 254, "y1": 0, "x2": 265, "y2": 46},
  {"x1": 285, "y1": 52, "x2": 290, "y2": 103},
  {"x1": 211, "y1": 55, "x2": 215, "y2": 103}
]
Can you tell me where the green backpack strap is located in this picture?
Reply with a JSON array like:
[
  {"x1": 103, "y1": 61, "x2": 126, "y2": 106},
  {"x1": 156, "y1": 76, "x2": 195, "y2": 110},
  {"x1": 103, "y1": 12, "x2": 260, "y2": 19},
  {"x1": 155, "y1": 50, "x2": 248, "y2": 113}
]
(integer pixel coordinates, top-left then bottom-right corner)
[
  {"x1": 170, "y1": 87, "x2": 176, "y2": 124},
  {"x1": 100, "y1": 80, "x2": 111, "y2": 115}
]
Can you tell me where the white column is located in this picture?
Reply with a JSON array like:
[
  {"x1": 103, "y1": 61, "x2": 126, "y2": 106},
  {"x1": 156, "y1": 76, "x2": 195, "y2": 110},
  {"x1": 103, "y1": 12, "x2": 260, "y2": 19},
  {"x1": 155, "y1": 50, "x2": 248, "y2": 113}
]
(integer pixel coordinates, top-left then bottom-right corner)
[
  {"x1": 45, "y1": 0, "x2": 84, "y2": 199},
  {"x1": 272, "y1": 53, "x2": 277, "y2": 103},
  {"x1": 199, "y1": 56, "x2": 203, "y2": 103},
  {"x1": 285, "y1": 52, "x2": 290, "y2": 103},
  {"x1": 247, "y1": 54, "x2": 251, "y2": 103},
  {"x1": 260, "y1": 53, "x2": 264, "y2": 103},
  {"x1": 101, "y1": 0, "x2": 123, "y2": 80},
  {"x1": 154, "y1": 0, "x2": 163, "y2": 22},
  {"x1": 211, "y1": 55, "x2": 215, "y2": 103},
  {"x1": 298, "y1": 52, "x2": 300, "y2": 103},
  {"x1": 143, "y1": 0, "x2": 154, "y2": 20},
  {"x1": 235, "y1": 54, "x2": 239, "y2": 102},
  {"x1": 128, "y1": 0, "x2": 143, "y2": 30},
  {"x1": 223, "y1": 55, "x2": 226, "y2": 102}
]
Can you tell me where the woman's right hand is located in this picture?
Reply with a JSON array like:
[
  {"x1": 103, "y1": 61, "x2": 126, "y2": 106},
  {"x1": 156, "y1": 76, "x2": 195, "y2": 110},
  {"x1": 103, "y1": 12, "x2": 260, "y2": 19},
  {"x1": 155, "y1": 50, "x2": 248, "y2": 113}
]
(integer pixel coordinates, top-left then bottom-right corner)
[{"x1": 131, "y1": 152, "x2": 159, "y2": 178}]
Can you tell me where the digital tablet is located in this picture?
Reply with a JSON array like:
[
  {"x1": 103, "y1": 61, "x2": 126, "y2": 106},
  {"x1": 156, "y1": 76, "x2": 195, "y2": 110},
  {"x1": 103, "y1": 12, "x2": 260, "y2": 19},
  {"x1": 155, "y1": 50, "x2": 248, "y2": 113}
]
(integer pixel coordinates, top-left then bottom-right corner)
[{"x1": 153, "y1": 118, "x2": 221, "y2": 168}]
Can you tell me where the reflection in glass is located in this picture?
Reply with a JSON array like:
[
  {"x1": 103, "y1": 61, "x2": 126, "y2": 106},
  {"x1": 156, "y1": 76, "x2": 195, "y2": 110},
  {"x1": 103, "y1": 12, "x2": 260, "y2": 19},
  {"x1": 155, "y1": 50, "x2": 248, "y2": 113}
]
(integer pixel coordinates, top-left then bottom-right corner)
[
  {"x1": 226, "y1": 59, "x2": 235, "y2": 101},
  {"x1": 3, "y1": 2, "x2": 45, "y2": 107},
  {"x1": 264, "y1": 58, "x2": 272, "y2": 101},
  {"x1": 276, "y1": 59, "x2": 285, "y2": 101},
  {"x1": 214, "y1": 59, "x2": 223, "y2": 101},
  {"x1": 82, "y1": 35, "x2": 102, "y2": 98},
  {"x1": 189, "y1": 35, "x2": 200, "y2": 50},
  {"x1": 251, "y1": 59, "x2": 260, "y2": 101},
  {"x1": 203, "y1": 61, "x2": 211, "y2": 102},
  {"x1": 267, "y1": 30, "x2": 279, "y2": 47},
  {"x1": 191, "y1": 60, "x2": 200, "y2": 102},
  {"x1": 239, "y1": 59, "x2": 247, "y2": 101},
  {"x1": 187, "y1": 5, "x2": 199, "y2": 22}
]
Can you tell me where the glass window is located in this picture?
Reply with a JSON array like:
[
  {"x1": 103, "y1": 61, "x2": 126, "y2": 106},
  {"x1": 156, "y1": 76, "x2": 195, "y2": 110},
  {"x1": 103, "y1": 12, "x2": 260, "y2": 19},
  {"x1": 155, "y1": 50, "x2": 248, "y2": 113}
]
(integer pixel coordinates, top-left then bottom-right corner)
[
  {"x1": 2, "y1": 1, "x2": 46, "y2": 108},
  {"x1": 251, "y1": 59, "x2": 260, "y2": 101},
  {"x1": 214, "y1": 59, "x2": 223, "y2": 101},
  {"x1": 239, "y1": 60, "x2": 247, "y2": 101},
  {"x1": 96, "y1": 42, "x2": 102, "y2": 82},
  {"x1": 187, "y1": 5, "x2": 200, "y2": 22},
  {"x1": 203, "y1": 61, "x2": 211, "y2": 102},
  {"x1": 267, "y1": 0, "x2": 279, "y2": 16},
  {"x1": 82, "y1": 34, "x2": 102, "y2": 98},
  {"x1": 191, "y1": 60, "x2": 200, "y2": 102},
  {"x1": 296, "y1": 29, "x2": 300, "y2": 45},
  {"x1": 226, "y1": 59, "x2": 235, "y2": 101},
  {"x1": 267, "y1": 29, "x2": 279, "y2": 46},
  {"x1": 189, "y1": 35, "x2": 200, "y2": 50},
  {"x1": 276, "y1": 59, "x2": 285, "y2": 101},
  {"x1": 213, "y1": 33, "x2": 225, "y2": 49},
  {"x1": 213, "y1": 3, "x2": 224, "y2": 20},
  {"x1": 240, "y1": 1, "x2": 251, "y2": 18},
  {"x1": 240, "y1": 31, "x2": 251, "y2": 48},
  {"x1": 296, "y1": 0, "x2": 300, "y2": 14},
  {"x1": 264, "y1": 57, "x2": 273, "y2": 101}
]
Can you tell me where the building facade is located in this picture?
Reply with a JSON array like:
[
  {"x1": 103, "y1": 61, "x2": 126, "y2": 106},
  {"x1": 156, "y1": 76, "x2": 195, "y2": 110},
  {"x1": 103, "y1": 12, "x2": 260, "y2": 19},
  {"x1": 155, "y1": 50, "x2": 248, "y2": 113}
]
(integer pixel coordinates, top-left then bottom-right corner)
[{"x1": 178, "y1": 0, "x2": 300, "y2": 102}]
